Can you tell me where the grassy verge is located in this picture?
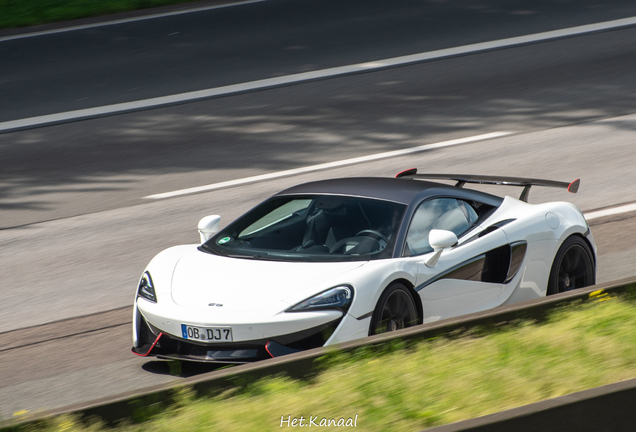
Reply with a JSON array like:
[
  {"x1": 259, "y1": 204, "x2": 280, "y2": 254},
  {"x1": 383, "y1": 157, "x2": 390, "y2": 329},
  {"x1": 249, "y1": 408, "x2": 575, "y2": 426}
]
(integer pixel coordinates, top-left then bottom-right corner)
[
  {"x1": 0, "y1": 0, "x2": 205, "y2": 30},
  {"x1": 19, "y1": 293, "x2": 636, "y2": 432}
]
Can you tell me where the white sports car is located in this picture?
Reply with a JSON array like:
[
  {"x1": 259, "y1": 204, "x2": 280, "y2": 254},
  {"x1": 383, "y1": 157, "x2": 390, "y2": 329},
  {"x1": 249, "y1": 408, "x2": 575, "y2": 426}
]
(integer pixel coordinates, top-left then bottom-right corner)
[{"x1": 132, "y1": 170, "x2": 596, "y2": 363}]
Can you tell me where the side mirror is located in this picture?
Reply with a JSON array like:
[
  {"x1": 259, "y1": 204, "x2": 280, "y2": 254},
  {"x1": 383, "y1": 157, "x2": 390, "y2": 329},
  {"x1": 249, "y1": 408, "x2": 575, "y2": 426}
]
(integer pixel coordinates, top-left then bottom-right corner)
[
  {"x1": 198, "y1": 215, "x2": 221, "y2": 244},
  {"x1": 425, "y1": 229, "x2": 458, "y2": 268}
]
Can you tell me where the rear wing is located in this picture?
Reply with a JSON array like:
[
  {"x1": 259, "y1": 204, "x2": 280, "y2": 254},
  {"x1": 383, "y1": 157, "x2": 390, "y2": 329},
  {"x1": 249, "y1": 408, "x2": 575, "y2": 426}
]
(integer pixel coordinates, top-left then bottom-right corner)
[{"x1": 395, "y1": 168, "x2": 579, "y2": 203}]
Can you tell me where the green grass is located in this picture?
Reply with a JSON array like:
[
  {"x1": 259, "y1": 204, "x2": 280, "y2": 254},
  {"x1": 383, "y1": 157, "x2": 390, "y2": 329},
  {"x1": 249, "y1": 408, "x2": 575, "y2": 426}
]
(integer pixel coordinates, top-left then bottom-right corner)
[
  {"x1": 18, "y1": 294, "x2": 636, "y2": 432},
  {"x1": 0, "y1": 0, "x2": 204, "y2": 30}
]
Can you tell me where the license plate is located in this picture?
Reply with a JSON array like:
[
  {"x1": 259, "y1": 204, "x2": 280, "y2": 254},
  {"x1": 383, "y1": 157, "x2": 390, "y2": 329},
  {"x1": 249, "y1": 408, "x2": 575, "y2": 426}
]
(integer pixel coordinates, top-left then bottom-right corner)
[{"x1": 181, "y1": 324, "x2": 233, "y2": 342}]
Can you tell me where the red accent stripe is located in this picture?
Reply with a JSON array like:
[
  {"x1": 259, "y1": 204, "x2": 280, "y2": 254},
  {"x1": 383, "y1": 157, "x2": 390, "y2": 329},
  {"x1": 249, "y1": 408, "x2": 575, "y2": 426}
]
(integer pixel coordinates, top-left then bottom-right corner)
[
  {"x1": 264, "y1": 341, "x2": 275, "y2": 358},
  {"x1": 395, "y1": 168, "x2": 417, "y2": 178},
  {"x1": 131, "y1": 332, "x2": 163, "y2": 357}
]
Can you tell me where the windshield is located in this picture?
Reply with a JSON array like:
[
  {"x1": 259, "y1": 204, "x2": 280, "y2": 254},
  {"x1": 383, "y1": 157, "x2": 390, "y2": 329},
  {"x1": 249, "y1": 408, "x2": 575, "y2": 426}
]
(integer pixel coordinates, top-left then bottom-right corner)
[{"x1": 201, "y1": 195, "x2": 406, "y2": 262}]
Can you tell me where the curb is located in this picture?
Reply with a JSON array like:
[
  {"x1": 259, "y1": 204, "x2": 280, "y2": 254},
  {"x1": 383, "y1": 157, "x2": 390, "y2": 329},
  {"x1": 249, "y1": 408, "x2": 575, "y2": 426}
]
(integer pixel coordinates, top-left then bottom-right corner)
[{"x1": 0, "y1": 0, "x2": 256, "y2": 40}]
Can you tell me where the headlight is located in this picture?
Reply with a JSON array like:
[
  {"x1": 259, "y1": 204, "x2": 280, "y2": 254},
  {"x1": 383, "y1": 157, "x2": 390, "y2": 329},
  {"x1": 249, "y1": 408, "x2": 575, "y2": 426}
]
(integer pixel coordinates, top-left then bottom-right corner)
[
  {"x1": 137, "y1": 272, "x2": 157, "y2": 303},
  {"x1": 288, "y1": 286, "x2": 353, "y2": 312}
]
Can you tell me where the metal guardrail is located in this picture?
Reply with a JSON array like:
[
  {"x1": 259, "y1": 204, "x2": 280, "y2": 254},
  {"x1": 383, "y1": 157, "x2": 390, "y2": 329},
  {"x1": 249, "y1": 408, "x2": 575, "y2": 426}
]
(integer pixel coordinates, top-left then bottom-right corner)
[{"x1": 2, "y1": 276, "x2": 636, "y2": 431}]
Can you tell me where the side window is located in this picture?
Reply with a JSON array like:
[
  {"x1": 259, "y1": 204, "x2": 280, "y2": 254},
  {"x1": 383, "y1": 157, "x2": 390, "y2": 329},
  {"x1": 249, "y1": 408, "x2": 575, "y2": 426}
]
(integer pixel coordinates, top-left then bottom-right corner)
[
  {"x1": 458, "y1": 200, "x2": 479, "y2": 226},
  {"x1": 404, "y1": 198, "x2": 475, "y2": 256}
]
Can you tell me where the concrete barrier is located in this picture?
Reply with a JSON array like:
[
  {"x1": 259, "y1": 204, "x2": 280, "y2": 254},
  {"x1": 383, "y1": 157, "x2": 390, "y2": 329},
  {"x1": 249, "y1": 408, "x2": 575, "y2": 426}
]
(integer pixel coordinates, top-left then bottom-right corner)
[
  {"x1": 423, "y1": 377, "x2": 636, "y2": 432},
  {"x1": 2, "y1": 276, "x2": 635, "y2": 431}
]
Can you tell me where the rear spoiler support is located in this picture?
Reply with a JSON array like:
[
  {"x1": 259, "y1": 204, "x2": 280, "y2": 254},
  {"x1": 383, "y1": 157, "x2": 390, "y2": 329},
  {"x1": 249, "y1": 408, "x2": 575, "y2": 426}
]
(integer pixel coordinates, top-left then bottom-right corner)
[{"x1": 394, "y1": 169, "x2": 579, "y2": 203}]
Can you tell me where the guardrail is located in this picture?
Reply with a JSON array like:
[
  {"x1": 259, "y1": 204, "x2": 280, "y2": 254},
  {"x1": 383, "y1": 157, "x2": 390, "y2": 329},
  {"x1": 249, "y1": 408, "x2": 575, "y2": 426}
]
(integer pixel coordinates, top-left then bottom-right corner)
[{"x1": 2, "y1": 276, "x2": 636, "y2": 431}]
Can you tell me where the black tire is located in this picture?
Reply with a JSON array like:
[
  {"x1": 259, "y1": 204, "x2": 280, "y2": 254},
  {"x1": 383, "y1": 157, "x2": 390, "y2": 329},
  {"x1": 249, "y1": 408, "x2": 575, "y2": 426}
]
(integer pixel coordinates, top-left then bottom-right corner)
[
  {"x1": 547, "y1": 236, "x2": 595, "y2": 295},
  {"x1": 369, "y1": 282, "x2": 419, "y2": 336}
]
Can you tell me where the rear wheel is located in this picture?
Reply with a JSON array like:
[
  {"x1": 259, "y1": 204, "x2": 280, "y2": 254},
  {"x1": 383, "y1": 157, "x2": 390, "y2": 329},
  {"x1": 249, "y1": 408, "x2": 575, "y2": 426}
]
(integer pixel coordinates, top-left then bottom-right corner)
[
  {"x1": 369, "y1": 283, "x2": 419, "y2": 335},
  {"x1": 547, "y1": 236, "x2": 595, "y2": 295}
]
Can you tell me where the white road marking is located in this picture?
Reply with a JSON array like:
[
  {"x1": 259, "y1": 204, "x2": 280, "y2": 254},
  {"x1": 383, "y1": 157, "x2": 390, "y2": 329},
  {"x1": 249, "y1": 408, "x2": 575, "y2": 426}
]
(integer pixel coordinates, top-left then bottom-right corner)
[
  {"x1": 2, "y1": 16, "x2": 636, "y2": 133},
  {"x1": 143, "y1": 132, "x2": 512, "y2": 199},
  {"x1": 0, "y1": 0, "x2": 267, "y2": 43},
  {"x1": 584, "y1": 203, "x2": 636, "y2": 220}
]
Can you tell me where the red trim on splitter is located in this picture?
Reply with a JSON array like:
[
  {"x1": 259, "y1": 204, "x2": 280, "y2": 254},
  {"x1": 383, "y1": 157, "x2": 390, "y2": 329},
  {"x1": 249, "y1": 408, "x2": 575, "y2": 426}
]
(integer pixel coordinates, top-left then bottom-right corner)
[
  {"x1": 264, "y1": 341, "x2": 275, "y2": 358},
  {"x1": 395, "y1": 168, "x2": 417, "y2": 178},
  {"x1": 131, "y1": 332, "x2": 163, "y2": 357},
  {"x1": 567, "y1": 179, "x2": 580, "y2": 194}
]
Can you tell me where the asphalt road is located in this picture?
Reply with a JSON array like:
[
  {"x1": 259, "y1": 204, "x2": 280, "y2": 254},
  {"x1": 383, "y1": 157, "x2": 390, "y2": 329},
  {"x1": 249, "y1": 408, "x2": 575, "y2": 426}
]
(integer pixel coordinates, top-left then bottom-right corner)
[
  {"x1": 2, "y1": 0, "x2": 636, "y2": 122},
  {"x1": 3, "y1": 25, "x2": 636, "y2": 229},
  {"x1": 2, "y1": 0, "x2": 636, "y2": 423}
]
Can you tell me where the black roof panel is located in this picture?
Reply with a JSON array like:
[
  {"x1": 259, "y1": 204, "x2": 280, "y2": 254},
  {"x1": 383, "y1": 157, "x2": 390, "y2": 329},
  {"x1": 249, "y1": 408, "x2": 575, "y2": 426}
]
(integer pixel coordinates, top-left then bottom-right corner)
[{"x1": 275, "y1": 177, "x2": 502, "y2": 206}]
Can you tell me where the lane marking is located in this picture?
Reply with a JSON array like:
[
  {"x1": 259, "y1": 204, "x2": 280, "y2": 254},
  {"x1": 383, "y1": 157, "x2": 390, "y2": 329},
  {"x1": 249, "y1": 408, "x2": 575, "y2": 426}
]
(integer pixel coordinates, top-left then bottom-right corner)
[
  {"x1": 584, "y1": 203, "x2": 636, "y2": 220},
  {"x1": 3, "y1": 16, "x2": 636, "y2": 133},
  {"x1": 0, "y1": 0, "x2": 267, "y2": 43},
  {"x1": 143, "y1": 132, "x2": 512, "y2": 199}
]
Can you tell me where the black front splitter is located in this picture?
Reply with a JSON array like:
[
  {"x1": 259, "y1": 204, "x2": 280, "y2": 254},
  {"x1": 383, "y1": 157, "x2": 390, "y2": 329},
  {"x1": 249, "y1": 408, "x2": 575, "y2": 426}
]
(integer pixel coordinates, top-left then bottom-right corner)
[{"x1": 154, "y1": 353, "x2": 254, "y2": 364}]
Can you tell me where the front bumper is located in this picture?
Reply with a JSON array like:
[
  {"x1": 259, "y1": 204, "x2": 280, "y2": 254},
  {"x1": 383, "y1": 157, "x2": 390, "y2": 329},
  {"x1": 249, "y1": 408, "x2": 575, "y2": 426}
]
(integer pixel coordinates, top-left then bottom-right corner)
[{"x1": 132, "y1": 309, "x2": 344, "y2": 363}]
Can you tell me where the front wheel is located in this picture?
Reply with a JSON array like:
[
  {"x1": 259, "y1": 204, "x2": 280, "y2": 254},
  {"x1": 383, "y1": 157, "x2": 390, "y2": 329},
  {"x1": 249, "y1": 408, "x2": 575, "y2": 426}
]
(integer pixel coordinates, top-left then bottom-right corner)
[
  {"x1": 369, "y1": 283, "x2": 419, "y2": 336},
  {"x1": 547, "y1": 236, "x2": 595, "y2": 295}
]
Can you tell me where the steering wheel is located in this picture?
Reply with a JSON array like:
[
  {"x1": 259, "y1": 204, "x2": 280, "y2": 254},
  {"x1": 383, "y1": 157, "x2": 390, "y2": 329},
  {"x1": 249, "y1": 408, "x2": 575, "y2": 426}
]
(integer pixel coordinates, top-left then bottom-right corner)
[
  {"x1": 329, "y1": 237, "x2": 380, "y2": 255},
  {"x1": 356, "y1": 229, "x2": 388, "y2": 243}
]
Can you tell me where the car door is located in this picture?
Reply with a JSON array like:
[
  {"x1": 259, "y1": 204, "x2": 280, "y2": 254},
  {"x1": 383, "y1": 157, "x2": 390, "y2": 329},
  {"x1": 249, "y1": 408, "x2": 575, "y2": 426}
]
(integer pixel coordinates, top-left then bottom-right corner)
[{"x1": 404, "y1": 198, "x2": 510, "y2": 323}]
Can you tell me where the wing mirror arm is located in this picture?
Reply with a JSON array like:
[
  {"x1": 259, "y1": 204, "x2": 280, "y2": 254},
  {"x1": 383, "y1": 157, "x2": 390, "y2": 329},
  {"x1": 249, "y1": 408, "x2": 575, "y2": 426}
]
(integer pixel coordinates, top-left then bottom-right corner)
[
  {"x1": 423, "y1": 229, "x2": 458, "y2": 268},
  {"x1": 198, "y1": 215, "x2": 221, "y2": 244},
  {"x1": 424, "y1": 248, "x2": 444, "y2": 268}
]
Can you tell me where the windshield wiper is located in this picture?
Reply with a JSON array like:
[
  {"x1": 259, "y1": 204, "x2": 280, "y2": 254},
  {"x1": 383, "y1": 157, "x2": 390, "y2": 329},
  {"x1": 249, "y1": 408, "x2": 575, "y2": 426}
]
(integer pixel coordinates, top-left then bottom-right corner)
[
  {"x1": 228, "y1": 253, "x2": 262, "y2": 259},
  {"x1": 197, "y1": 244, "x2": 227, "y2": 256}
]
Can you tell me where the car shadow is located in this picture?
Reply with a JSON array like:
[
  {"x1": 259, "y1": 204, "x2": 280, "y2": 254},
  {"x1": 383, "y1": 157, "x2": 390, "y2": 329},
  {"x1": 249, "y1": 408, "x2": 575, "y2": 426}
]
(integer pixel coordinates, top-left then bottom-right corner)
[{"x1": 142, "y1": 359, "x2": 232, "y2": 377}]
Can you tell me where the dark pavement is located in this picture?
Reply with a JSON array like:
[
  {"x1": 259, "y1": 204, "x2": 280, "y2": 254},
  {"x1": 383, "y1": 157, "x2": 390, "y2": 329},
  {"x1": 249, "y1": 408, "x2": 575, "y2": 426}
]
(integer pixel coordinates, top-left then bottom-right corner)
[{"x1": 2, "y1": 0, "x2": 636, "y2": 122}]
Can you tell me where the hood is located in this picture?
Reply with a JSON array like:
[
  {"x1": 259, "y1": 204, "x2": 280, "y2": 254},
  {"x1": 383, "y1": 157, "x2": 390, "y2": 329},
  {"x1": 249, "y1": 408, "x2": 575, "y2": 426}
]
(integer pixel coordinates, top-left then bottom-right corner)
[{"x1": 170, "y1": 250, "x2": 365, "y2": 311}]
